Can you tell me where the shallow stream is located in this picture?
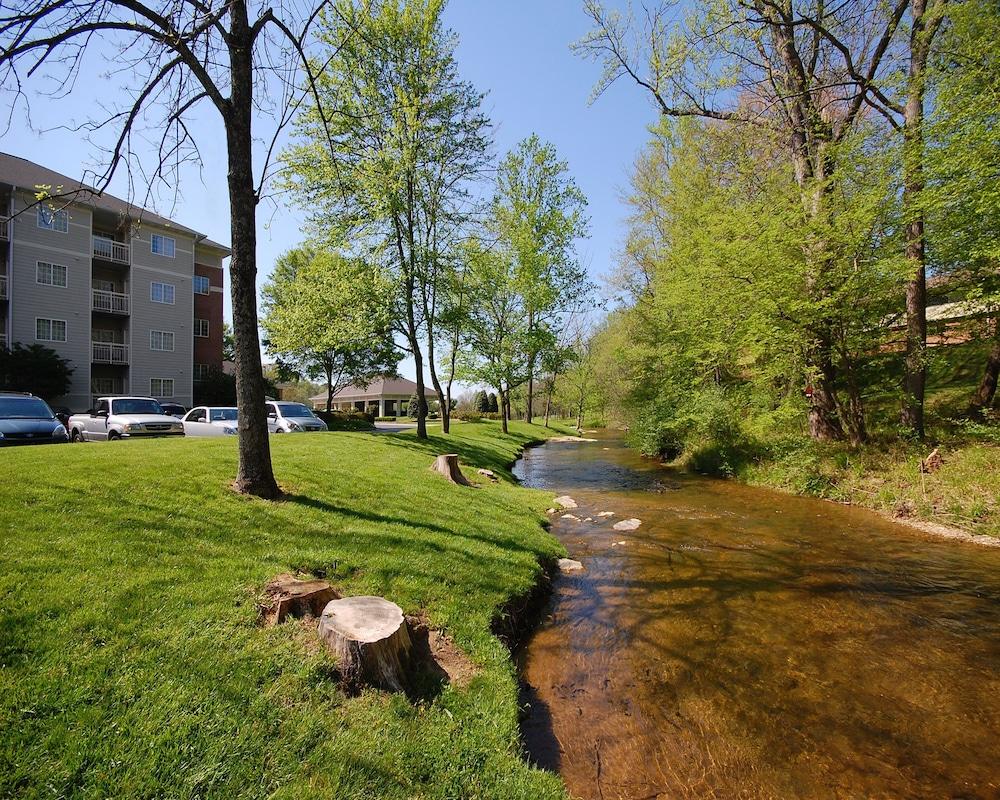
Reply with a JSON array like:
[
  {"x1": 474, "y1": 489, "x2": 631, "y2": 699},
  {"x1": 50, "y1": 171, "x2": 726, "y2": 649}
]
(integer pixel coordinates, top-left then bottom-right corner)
[{"x1": 514, "y1": 434, "x2": 1000, "y2": 800}]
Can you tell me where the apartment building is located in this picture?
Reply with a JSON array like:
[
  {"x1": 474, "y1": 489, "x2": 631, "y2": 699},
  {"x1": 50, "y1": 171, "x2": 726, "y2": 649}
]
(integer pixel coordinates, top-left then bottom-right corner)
[{"x1": 0, "y1": 153, "x2": 228, "y2": 411}]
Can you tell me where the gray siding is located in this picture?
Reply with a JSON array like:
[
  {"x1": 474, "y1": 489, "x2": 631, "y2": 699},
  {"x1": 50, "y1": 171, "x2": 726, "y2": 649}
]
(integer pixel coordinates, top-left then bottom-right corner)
[
  {"x1": 8, "y1": 191, "x2": 92, "y2": 410},
  {"x1": 129, "y1": 226, "x2": 195, "y2": 406}
]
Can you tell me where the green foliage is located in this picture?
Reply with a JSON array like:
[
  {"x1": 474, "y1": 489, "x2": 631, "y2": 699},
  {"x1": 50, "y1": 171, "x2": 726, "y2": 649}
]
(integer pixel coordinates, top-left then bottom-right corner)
[
  {"x1": 487, "y1": 392, "x2": 499, "y2": 413},
  {"x1": 0, "y1": 342, "x2": 74, "y2": 402},
  {"x1": 473, "y1": 390, "x2": 489, "y2": 412}
]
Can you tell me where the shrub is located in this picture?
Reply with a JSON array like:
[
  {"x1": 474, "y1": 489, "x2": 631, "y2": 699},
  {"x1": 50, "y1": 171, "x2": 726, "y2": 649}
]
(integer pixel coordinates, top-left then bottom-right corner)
[
  {"x1": 374, "y1": 416, "x2": 396, "y2": 422},
  {"x1": 0, "y1": 342, "x2": 73, "y2": 402}
]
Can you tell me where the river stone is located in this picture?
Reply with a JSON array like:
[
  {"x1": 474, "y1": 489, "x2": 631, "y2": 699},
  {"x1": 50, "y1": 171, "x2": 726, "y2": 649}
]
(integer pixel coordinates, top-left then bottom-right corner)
[
  {"x1": 597, "y1": 511, "x2": 614, "y2": 517},
  {"x1": 554, "y1": 495, "x2": 578, "y2": 509},
  {"x1": 613, "y1": 518, "x2": 641, "y2": 531},
  {"x1": 557, "y1": 558, "x2": 585, "y2": 573},
  {"x1": 584, "y1": 517, "x2": 593, "y2": 522},
  {"x1": 561, "y1": 513, "x2": 580, "y2": 521}
]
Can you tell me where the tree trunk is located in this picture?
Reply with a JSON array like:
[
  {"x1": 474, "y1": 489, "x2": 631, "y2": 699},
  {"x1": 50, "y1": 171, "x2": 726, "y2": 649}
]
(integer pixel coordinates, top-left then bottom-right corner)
[
  {"x1": 325, "y1": 364, "x2": 334, "y2": 414},
  {"x1": 499, "y1": 388, "x2": 508, "y2": 434},
  {"x1": 901, "y1": 0, "x2": 931, "y2": 439},
  {"x1": 544, "y1": 384, "x2": 552, "y2": 428},
  {"x1": 226, "y1": 9, "x2": 279, "y2": 499},
  {"x1": 807, "y1": 335, "x2": 845, "y2": 441},
  {"x1": 426, "y1": 336, "x2": 449, "y2": 435},
  {"x1": 526, "y1": 363, "x2": 534, "y2": 424},
  {"x1": 317, "y1": 596, "x2": 414, "y2": 693},
  {"x1": 430, "y1": 453, "x2": 471, "y2": 486},
  {"x1": 969, "y1": 319, "x2": 1000, "y2": 417}
]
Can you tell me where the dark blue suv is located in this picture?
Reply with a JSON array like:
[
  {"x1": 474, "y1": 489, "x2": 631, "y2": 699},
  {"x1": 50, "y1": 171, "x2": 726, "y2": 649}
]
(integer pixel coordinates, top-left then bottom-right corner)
[{"x1": 0, "y1": 392, "x2": 69, "y2": 446}]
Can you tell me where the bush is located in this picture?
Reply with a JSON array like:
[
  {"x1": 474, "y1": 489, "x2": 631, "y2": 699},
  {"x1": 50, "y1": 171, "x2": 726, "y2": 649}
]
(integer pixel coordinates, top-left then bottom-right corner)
[
  {"x1": 453, "y1": 409, "x2": 483, "y2": 422},
  {"x1": 314, "y1": 410, "x2": 374, "y2": 431},
  {"x1": 0, "y1": 343, "x2": 73, "y2": 402},
  {"x1": 374, "y1": 416, "x2": 396, "y2": 422}
]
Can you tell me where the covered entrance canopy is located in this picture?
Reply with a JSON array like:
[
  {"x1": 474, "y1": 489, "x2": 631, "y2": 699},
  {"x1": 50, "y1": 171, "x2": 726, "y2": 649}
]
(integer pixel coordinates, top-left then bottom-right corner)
[{"x1": 310, "y1": 377, "x2": 438, "y2": 418}]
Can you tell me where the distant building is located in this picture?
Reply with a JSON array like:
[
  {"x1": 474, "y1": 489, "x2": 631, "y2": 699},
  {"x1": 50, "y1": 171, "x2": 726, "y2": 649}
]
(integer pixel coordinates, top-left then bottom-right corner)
[
  {"x1": 311, "y1": 377, "x2": 439, "y2": 416},
  {"x1": 0, "y1": 153, "x2": 228, "y2": 409}
]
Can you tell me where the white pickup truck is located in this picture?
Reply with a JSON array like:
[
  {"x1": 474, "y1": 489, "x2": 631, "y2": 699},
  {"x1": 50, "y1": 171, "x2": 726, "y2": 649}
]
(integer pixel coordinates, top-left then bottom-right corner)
[{"x1": 68, "y1": 396, "x2": 185, "y2": 442}]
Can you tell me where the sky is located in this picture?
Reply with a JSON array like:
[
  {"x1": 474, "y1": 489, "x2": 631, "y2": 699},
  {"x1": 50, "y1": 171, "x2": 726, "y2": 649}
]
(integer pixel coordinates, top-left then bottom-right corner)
[{"x1": 3, "y1": 1, "x2": 660, "y2": 383}]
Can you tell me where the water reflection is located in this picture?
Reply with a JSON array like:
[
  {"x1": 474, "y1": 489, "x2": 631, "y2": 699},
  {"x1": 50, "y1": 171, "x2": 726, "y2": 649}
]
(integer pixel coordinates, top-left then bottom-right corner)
[{"x1": 515, "y1": 435, "x2": 1000, "y2": 800}]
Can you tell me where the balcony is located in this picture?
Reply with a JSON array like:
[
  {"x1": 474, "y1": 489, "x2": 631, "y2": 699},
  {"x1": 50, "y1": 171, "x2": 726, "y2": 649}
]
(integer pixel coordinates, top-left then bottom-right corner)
[
  {"x1": 92, "y1": 288, "x2": 129, "y2": 315},
  {"x1": 93, "y1": 235, "x2": 130, "y2": 265},
  {"x1": 0, "y1": 217, "x2": 8, "y2": 241},
  {"x1": 92, "y1": 341, "x2": 129, "y2": 364},
  {"x1": 0, "y1": 333, "x2": 7, "y2": 349},
  {"x1": 0, "y1": 274, "x2": 6, "y2": 299}
]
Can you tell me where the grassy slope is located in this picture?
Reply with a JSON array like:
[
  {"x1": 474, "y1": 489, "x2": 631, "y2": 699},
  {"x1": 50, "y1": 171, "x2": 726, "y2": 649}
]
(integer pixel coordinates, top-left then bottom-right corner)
[{"x1": 0, "y1": 421, "x2": 572, "y2": 799}]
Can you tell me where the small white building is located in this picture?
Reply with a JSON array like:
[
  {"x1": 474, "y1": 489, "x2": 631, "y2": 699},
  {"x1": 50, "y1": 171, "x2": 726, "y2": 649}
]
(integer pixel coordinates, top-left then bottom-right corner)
[{"x1": 311, "y1": 377, "x2": 439, "y2": 417}]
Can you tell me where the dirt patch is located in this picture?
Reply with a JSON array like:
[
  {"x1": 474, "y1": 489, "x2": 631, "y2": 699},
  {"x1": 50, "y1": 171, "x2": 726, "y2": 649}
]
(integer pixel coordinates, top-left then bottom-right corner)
[{"x1": 490, "y1": 557, "x2": 557, "y2": 652}]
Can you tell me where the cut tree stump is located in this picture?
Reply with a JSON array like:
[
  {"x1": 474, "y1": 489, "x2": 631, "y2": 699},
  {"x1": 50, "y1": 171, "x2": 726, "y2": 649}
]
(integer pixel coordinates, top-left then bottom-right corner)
[
  {"x1": 262, "y1": 574, "x2": 340, "y2": 625},
  {"x1": 431, "y1": 454, "x2": 472, "y2": 486},
  {"x1": 318, "y1": 596, "x2": 414, "y2": 692}
]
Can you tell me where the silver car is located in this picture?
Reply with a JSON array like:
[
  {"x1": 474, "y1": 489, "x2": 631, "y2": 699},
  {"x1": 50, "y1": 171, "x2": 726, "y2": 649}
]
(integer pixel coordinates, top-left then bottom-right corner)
[
  {"x1": 265, "y1": 402, "x2": 327, "y2": 433},
  {"x1": 182, "y1": 406, "x2": 239, "y2": 437}
]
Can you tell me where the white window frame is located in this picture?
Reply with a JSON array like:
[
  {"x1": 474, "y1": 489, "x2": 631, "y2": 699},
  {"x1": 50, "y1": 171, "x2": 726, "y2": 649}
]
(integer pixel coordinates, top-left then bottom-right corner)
[
  {"x1": 193, "y1": 363, "x2": 210, "y2": 382},
  {"x1": 149, "y1": 330, "x2": 175, "y2": 352},
  {"x1": 150, "y1": 281, "x2": 175, "y2": 305},
  {"x1": 193, "y1": 275, "x2": 210, "y2": 295},
  {"x1": 37, "y1": 206, "x2": 68, "y2": 233},
  {"x1": 151, "y1": 234, "x2": 176, "y2": 258},
  {"x1": 35, "y1": 317, "x2": 67, "y2": 342},
  {"x1": 36, "y1": 260, "x2": 68, "y2": 288},
  {"x1": 194, "y1": 318, "x2": 209, "y2": 338},
  {"x1": 150, "y1": 378, "x2": 175, "y2": 397}
]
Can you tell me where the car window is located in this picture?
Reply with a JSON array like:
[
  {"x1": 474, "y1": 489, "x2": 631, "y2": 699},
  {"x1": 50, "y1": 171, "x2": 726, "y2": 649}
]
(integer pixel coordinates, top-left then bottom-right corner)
[
  {"x1": 184, "y1": 408, "x2": 206, "y2": 422},
  {"x1": 112, "y1": 398, "x2": 165, "y2": 415},
  {"x1": 0, "y1": 396, "x2": 54, "y2": 419},
  {"x1": 277, "y1": 403, "x2": 315, "y2": 417},
  {"x1": 210, "y1": 408, "x2": 238, "y2": 422},
  {"x1": 266, "y1": 404, "x2": 277, "y2": 416},
  {"x1": 97, "y1": 399, "x2": 110, "y2": 415}
]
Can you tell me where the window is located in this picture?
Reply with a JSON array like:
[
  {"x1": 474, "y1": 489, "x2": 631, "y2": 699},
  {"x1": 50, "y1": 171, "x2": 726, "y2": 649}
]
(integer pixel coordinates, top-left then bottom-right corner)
[
  {"x1": 150, "y1": 330, "x2": 175, "y2": 352},
  {"x1": 151, "y1": 234, "x2": 176, "y2": 257},
  {"x1": 150, "y1": 378, "x2": 174, "y2": 397},
  {"x1": 36, "y1": 261, "x2": 68, "y2": 288},
  {"x1": 151, "y1": 282, "x2": 175, "y2": 304},
  {"x1": 193, "y1": 275, "x2": 210, "y2": 295},
  {"x1": 194, "y1": 363, "x2": 211, "y2": 382},
  {"x1": 35, "y1": 318, "x2": 67, "y2": 342},
  {"x1": 37, "y1": 206, "x2": 68, "y2": 233},
  {"x1": 194, "y1": 318, "x2": 209, "y2": 338}
]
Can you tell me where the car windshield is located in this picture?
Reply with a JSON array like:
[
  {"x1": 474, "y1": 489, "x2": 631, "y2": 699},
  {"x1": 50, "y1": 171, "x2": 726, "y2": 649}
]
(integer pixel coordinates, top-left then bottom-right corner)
[
  {"x1": 0, "y1": 397, "x2": 54, "y2": 419},
  {"x1": 278, "y1": 403, "x2": 315, "y2": 417},
  {"x1": 210, "y1": 408, "x2": 239, "y2": 422},
  {"x1": 112, "y1": 399, "x2": 165, "y2": 415}
]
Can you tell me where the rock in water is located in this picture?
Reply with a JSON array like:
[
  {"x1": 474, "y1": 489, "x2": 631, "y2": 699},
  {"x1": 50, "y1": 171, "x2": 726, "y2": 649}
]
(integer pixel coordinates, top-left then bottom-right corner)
[
  {"x1": 597, "y1": 511, "x2": 614, "y2": 518},
  {"x1": 431, "y1": 454, "x2": 472, "y2": 486},
  {"x1": 554, "y1": 495, "x2": 578, "y2": 509},
  {"x1": 613, "y1": 518, "x2": 641, "y2": 531},
  {"x1": 557, "y1": 558, "x2": 585, "y2": 573},
  {"x1": 318, "y1": 596, "x2": 414, "y2": 692},
  {"x1": 561, "y1": 513, "x2": 580, "y2": 521}
]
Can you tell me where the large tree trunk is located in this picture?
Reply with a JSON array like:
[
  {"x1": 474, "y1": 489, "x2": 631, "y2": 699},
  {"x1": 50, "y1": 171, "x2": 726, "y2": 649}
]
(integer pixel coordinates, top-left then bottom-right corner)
[
  {"x1": 969, "y1": 319, "x2": 1000, "y2": 417},
  {"x1": 807, "y1": 332, "x2": 845, "y2": 441},
  {"x1": 901, "y1": 0, "x2": 932, "y2": 439},
  {"x1": 226, "y1": 8, "x2": 279, "y2": 499},
  {"x1": 526, "y1": 358, "x2": 535, "y2": 424},
  {"x1": 413, "y1": 342, "x2": 428, "y2": 439},
  {"x1": 425, "y1": 334, "x2": 449, "y2": 435},
  {"x1": 499, "y1": 387, "x2": 508, "y2": 434},
  {"x1": 325, "y1": 364, "x2": 334, "y2": 414}
]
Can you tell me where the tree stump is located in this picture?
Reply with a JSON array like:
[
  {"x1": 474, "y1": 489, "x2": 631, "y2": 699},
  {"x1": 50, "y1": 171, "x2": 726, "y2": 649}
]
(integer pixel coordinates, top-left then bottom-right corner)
[
  {"x1": 262, "y1": 573, "x2": 340, "y2": 625},
  {"x1": 317, "y1": 596, "x2": 414, "y2": 692},
  {"x1": 430, "y1": 454, "x2": 472, "y2": 486}
]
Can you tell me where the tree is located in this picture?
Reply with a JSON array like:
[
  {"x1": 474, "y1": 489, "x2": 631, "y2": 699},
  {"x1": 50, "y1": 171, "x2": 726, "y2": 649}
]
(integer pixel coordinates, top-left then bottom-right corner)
[
  {"x1": 575, "y1": 0, "x2": 912, "y2": 441},
  {"x1": 487, "y1": 392, "x2": 499, "y2": 413},
  {"x1": 261, "y1": 247, "x2": 399, "y2": 412},
  {"x1": 0, "y1": 0, "x2": 337, "y2": 497},
  {"x1": 0, "y1": 343, "x2": 73, "y2": 403},
  {"x1": 473, "y1": 390, "x2": 489, "y2": 413},
  {"x1": 491, "y1": 136, "x2": 590, "y2": 423},
  {"x1": 222, "y1": 323, "x2": 236, "y2": 363},
  {"x1": 283, "y1": 0, "x2": 491, "y2": 439},
  {"x1": 407, "y1": 394, "x2": 420, "y2": 419}
]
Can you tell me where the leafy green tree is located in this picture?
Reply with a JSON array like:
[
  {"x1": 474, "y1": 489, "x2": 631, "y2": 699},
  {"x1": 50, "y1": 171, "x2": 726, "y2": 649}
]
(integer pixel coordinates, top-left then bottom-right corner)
[
  {"x1": 473, "y1": 390, "x2": 489, "y2": 413},
  {"x1": 0, "y1": 343, "x2": 73, "y2": 403},
  {"x1": 492, "y1": 135, "x2": 590, "y2": 422},
  {"x1": 407, "y1": 394, "x2": 420, "y2": 419},
  {"x1": 261, "y1": 247, "x2": 399, "y2": 413},
  {"x1": 487, "y1": 392, "x2": 499, "y2": 414},
  {"x1": 283, "y1": 0, "x2": 490, "y2": 439}
]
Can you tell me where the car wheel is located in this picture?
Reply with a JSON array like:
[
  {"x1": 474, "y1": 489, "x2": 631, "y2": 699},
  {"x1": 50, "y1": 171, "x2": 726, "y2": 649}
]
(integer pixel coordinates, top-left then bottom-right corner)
[
  {"x1": 71, "y1": 429, "x2": 84, "y2": 443},
  {"x1": 108, "y1": 431, "x2": 121, "y2": 441},
  {"x1": 274, "y1": 429, "x2": 284, "y2": 434}
]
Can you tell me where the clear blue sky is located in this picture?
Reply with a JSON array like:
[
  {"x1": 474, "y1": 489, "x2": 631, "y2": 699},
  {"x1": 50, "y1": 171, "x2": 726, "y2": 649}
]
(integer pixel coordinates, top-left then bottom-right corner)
[{"x1": 5, "y1": 1, "x2": 658, "y2": 382}]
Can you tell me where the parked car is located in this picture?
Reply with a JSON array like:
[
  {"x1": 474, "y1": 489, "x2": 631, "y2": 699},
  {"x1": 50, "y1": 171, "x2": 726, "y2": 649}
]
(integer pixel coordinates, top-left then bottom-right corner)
[
  {"x1": 68, "y1": 397, "x2": 185, "y2": 441},
  {"x1": 265, "y1": 401, "x2": 327, "y2": 433},
  {"x1": 182, "y1": 406, "x2": 239, "y2": 437},
  {"x1": 0, "y1": 392, "x2": 69, "y2": 446},
  {"x1": 160, "y1": 402, "x2": 188, "y2": 419}
]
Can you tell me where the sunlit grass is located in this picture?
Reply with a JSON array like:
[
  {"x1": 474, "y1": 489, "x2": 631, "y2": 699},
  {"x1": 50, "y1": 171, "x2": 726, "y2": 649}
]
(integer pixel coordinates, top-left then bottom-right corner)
[{"x1": 0, "y1": 421, "x2": 573, "y2": 799}]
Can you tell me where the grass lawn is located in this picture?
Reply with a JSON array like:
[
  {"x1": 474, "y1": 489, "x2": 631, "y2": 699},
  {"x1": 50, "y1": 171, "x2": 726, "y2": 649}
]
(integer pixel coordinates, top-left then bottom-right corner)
[{"x1": 0, "y1": 421, "x2": 573, "y2": 799}]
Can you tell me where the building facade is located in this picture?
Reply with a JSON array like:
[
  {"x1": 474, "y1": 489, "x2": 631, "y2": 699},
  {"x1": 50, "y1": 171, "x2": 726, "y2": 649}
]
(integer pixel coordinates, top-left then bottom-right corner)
[
  {"x1": 0, "y1": 153, "x2": 228, "y2": 410},
  {"x1": 310, "y1": 377, "x2": 438, "y2": 416}
]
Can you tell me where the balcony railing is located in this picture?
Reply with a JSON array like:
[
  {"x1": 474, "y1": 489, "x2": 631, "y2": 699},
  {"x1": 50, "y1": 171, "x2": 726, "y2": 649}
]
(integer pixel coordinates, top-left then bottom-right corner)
[
  {"x1": 92, "y1": 288, "x2": 129, "y2": 314},
  {"x1": 0, "y1": 217, "x2": 8, "y2": 241},
  {"x1": 0, "y1": 334, "x2": 7, "y2": 350},
  {"x1": 92, "y1": 341, "x2": 129, "y2": 364},
  {"x1": 93, "y1": 235, "x2": 130, "y2": 264},
  {"x1": 0, "y1": 274, "x2": 6, "y2": 299}
]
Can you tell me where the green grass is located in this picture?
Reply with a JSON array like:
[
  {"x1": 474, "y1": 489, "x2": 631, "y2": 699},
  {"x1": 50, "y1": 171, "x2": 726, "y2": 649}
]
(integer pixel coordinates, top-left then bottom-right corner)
[{"x1": 0, "y1": 420, "x2": 575, "y2": 799}]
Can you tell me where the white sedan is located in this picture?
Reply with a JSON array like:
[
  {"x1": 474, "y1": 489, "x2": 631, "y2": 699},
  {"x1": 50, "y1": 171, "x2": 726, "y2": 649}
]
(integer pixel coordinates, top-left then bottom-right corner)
[{"x1": 182, "y1": 406, "x2": 239, "y2": 437}]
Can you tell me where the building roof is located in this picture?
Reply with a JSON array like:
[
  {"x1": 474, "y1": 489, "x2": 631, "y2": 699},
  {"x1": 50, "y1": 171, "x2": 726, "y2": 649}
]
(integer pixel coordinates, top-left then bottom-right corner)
[
  {"x1": 311, "y1": 377, "x2": 439, "y2": 402},
  {"x1": 0, "y1": 152, "x2": 230, "y2": 255}
]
